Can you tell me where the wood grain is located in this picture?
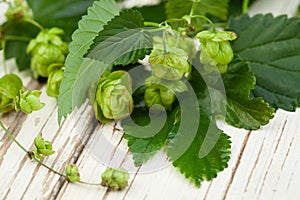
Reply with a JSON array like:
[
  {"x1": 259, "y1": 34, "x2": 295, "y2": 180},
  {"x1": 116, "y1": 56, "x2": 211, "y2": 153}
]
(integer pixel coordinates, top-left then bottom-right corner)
[{"x1": 0, "y1": 0, "x2": 300, "y2": 199}]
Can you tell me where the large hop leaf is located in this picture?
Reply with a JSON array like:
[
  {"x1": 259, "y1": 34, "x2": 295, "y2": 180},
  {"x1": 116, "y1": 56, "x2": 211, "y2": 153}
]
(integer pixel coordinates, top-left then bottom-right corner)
[{"x1": 230, "y1": 14, "x2": 300, "y2": 111}]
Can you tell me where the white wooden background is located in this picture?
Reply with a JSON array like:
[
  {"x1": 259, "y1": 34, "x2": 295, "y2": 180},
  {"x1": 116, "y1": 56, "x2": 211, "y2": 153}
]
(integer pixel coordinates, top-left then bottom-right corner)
[{"x1": 0, "y1": 0, "x2": 300, "y2": 199}]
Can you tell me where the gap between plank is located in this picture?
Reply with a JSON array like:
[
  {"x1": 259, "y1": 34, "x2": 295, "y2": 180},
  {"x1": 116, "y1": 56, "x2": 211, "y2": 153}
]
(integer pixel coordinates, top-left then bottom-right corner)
[{"x1": 222, "y1": 131, "x2": 251, "y2": 200}]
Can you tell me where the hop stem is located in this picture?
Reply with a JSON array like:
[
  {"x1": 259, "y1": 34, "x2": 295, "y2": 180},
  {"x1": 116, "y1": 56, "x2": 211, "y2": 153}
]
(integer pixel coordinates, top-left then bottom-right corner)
[
  {"x1": 22, "y1": 17, "x2": 44, "y2": 30},
  {"x1": 1, "y1": 41, "x2": 7, "y2": 74},
  {"x1": 242, "y1": 0, "x2": 250, "y2": 13},
  {"x1": 0, "y1": 120, "x2": 28, "y2": 153}
]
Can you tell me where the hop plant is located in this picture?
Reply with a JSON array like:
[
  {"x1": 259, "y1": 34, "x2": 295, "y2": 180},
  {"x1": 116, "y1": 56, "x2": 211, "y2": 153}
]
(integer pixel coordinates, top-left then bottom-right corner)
[
  {"x1": 0, "y1": 74, "x2": 23, "y2": 113},
  {"x1": 101, "y1": 168, "x2": 129, "y2": 191},
  {"x1": 26, "y1": 28, "x2": 68, "y2": 78},
  {"x1": 46, "y1": 64, "x2": 64, "y2": 98},
  {"x1": 65, "y1": 164, "x2": 80, "y2": 183},
  {"x1": 15, "y1": 89, "x2": 45, "y2": 114},
  {"x1": 93, "y1": 71, "x2": 134, "y2": 122},
  {"x1": 196, "y1": 30, "x2": 237, "y2": 73},
  {"x1": 33, "y1": 133, "x2": 55, "y2": 160},
  {"x1": 149, "y1": 48, "x2": 191, "y2": 80},
  {"x1": 144, "y1": 76, "x2": 188, "y2": 111}
]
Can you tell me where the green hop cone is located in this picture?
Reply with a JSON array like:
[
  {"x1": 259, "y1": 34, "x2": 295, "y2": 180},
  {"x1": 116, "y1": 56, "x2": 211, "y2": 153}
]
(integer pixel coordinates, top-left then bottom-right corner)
[
  {"x1": 144, "y1": 76, "x2": 188, "y2": 111},
  {"x1": 0, "y1": 74, "x2": 23, "y2": 113},
  {"x1": 101, "y1": 168, "x2": 129, "y2": 191},
  {"x1": 33, "y1": 133, "x2": 55, "y2": 160},
  {"x1": 46, "y1": 64, "x2": 64, "y2": 98},
  {"x1": 149, "y1": 48, "x2": 191, "y2": 80},
  {"x1": 65, "y1": 164, "x2": 80, "y2": 183},
  {"x1": 5, "y1": 0, "x2": 31, "y2": 21},
  {"x1": 196, "y1": 30, "x2": 237, "y2": 73},
  {"x1": 27, "y1": 28, "x2": 68, "y2": 78},
  {"x1": 15, "y1": 89, "x2": 45, "y2": 114},
  {"x1": 94, "y1": 71, "x2": 133, "y2": 123}
]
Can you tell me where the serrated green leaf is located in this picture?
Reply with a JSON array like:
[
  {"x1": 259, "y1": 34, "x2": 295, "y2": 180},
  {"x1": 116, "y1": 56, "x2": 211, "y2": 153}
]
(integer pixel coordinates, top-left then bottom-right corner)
[
  {"x1": 27, "y1": 0, "x2": 95, "y2": 40},
  {"x1": 165, "y1": 0, "x2": 229, "y2": 21},
  {"x1": 168, "y1": 103, "x2": 231, "y2": 187},
  {"x1": 223, "y1": 60, "x2": 275, "y2": 130},
  {"x1": 57, "y1": 0, "x2": 119, "y2": 122},
  {"x1": 87, "y1": 9, "x2": 153, "y2": 66},
  {"x1": 123, "y1": 107, "x2": 178, "y2": 166},
  {"x1": 229, "y1": 14, "x2": 300, "y2": 111}
]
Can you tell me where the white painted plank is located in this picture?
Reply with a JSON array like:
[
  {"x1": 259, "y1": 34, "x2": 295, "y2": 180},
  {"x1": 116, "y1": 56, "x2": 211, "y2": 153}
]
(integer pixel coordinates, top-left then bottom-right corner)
[
  {"x1": 1, "y1": 0, "x2": 300, "y2": 200},
  {"x1": 223, "y1": 110, "x2": 289, "y2": 199},
  {"x1": 249, "y1": 0, "x2": 300, "y2": 16}
]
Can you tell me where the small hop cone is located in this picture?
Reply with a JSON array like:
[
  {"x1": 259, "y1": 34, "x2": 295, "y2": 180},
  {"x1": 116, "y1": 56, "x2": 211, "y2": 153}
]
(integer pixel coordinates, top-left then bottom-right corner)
[
  {"x1": 101, "y1": 168, "x2": 129, "y2": 191},
  {"x1": 149, "y1": 48, "x2": 190, "y2": 80},
  {"x1": 65, "y1": 164, "x2": 80, "y2": 183},
  {"x1": 26, "y1": 28, "x2": 68, "y2": 78},
  {"x1": 144, "y1": 76, "x2": 188, "y2": 111},
  {"x1": 46, "y1": 64, "x2": 64, "y2": 98},
  {"x1": 144, "y1": 86, "x2": 175, "y2": 111},
  {"x1": 94, "y1": 71, "x2": 133, "y2": 122},
  {"x1": 33, "y1": 133, "x2": 55, "y2": 160},
  {"x1": 15, "y1": 89, "x2": 45, "y2": 114},
  {"x1": 197, "y1": 30, "x2": 237, "y2": 73}
]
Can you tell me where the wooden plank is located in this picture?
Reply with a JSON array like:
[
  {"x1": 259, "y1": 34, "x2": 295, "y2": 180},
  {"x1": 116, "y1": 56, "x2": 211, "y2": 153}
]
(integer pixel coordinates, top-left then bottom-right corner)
[
  {"x1": 1, "y1": 0, "x2": 300, "y2": 200},
  {"x1": 249, "y1": 0, "x2": 300, "y2": 16},
  {"x1": 57, "y1": 0, "x2": 300, "y2": 200}
]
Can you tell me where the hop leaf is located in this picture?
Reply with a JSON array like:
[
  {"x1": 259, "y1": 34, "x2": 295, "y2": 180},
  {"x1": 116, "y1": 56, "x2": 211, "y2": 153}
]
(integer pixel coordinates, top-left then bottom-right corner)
[
  {"x1": 0, "y1": 74, "x2": 23, "y2": 113},
  {"x1": 65, "y1": 164, "x2": 80, "y2": 183},
  {"x1": 33, "y1": 133, "x2": 55, "y2": 160},
  {"x1": 94, "y1": 71, "x2": 133, "y2": 122},
  {"x1": 46, "y1": 64, "x2": 64, "y2": 98},
  {"x1": 101, "y1": 168, "x2": 129, "y2": 191},
  {"x1": 27, "y1": 27, "x2": 68, "y2": 78},
  {"x1": 15, "y1": 89, "x2": 45, "y2": 114}
]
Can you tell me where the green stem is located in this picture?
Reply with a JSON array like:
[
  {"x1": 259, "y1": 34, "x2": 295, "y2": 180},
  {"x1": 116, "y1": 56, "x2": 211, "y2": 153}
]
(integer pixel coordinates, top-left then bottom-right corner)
[
  {"x1": 32, "y1": 156, "x2": 66, "y2": 177},
  {"x1": 3, "y1": 35, "x2": 32, "y2": 42},
  {"x1": 242, "y1": 0, "x2": 250, "y2": 13},
  {"x1": 190, "y1": 0, "x2": 199, "y2": 16},
  {"x1": 0, "y1": 120, "x2": 28, "y2": 153},
  {"x1": 78, "y1": 180, "x2": 101, "y2": 186},
  {"x1": 1, "y1": 40, "x2": 7, "y2": 74},
  {"x1": 164, "y1": 18, "x2": 184, "y2": 24},
  {"x1": 22, "y1": 17, "x2": 44, "y2": 30},
  {"x1": 144, "y1": 21, "x2": 160, "y2": 28},
  {"x1": 188, "y1": 15, "x2": 216, "y2": 30}
]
